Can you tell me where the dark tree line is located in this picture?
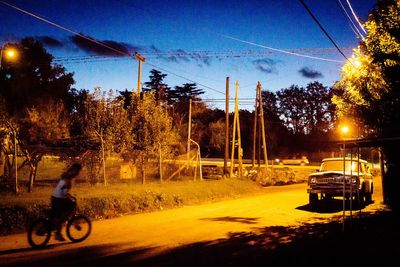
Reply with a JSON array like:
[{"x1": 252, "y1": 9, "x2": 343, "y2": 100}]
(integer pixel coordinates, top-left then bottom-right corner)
[{"x1": 140, "y1": 68, "x2": 336, "y2": 160}]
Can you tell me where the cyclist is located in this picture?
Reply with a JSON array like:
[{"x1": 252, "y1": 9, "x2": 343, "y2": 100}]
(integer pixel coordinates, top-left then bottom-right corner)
[{"x1": 51, "y1": 163, "x2": 82, "y2": 241}]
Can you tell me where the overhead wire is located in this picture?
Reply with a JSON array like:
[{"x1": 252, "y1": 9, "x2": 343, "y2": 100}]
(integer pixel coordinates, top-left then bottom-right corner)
[
  {"x1": 52, "y1": 48, "x2": 353, "y2": 64},
  {"x1": 0, "y1": 0, "x2": 225, "y2": 95},
  {"x1": 0, "y1": 1, "x2": 128, "y2": 57},
  {"x1": 298, "y1": 0, "x2": 352, "y2": 65},
  {"x1": 336, "y1": 0, "x2": 365, "y2": 40},
  {"x1": 214, "y1": 32, "x2": 344, "y2": 64},
  {"x1": 345, "y1": 0, "x2": 367, "y2": 34}
]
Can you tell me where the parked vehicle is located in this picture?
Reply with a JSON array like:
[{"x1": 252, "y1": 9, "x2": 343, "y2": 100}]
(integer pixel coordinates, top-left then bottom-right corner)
[
  {"x1": 275, "y1": 156, "x2": 309, "y2": 166},
  {"x1": 307, "y1": 157, "x2": 373, "y2": 207}
]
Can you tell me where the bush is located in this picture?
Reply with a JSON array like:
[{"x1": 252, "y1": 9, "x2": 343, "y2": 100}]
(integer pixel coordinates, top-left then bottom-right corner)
[{"x1": 250, "y1": 167, "x2": 297, "y2": 186}]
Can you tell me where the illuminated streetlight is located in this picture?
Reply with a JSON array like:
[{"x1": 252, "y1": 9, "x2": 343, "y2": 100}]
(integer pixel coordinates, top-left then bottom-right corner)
[
  {"x1": 0, "y1": 45, "x2": 18, "y2": 68},
  {"x1": 340, "y1": 125, "x2": 350, "y2": 135}
]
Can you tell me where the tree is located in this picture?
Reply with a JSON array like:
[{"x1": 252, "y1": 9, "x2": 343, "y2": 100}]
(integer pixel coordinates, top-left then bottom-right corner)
[
  {"x1": 79, "y1": 87, "x2": 130, "y2": 185},
  {"x1": 276, "y1": 85, "x2": 308, "y2": 135},
  {"x1": 127, "y1": 92, "x2": 178, "y2": 183},
  {"x1": 261, "y1": 90, "x2": 289, "y2": 157},
  {"x1": 143, "y1": 69, "x2": 171, "y2": 102},
  {"x1": 208, "y1": 119, "x2": 225, "y2": 154},
  {"x1": 332, "y1": 0, "x2": 400, "y2": 209},
  {"x1": 304, "y1": 81, "x2": 335, "y2": 135},
  {"x1": 170, "y1": 83, "x2": 205, "y2": 116},
  {"x1": 117, "y1": 89, "x2": 133, "y2": 110},
  {"x1": 0, "y1": 38, "x2": 75, "y2": 116},
  {"x1": 0, "y1": 38, "x2": 75, "y2": 192},
  {"x1": 0, "y1": 102, "x2": 18, "y2": 192}
]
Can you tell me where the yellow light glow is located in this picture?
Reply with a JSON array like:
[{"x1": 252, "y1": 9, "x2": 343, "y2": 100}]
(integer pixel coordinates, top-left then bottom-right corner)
[
  {"x1": 5, "y1": 49, "x2": 16, "y2": 58},
  {"x1": 2, "y1": 47, "x2": 18, "y2": 64},
  {"x1": 340, "y1": 125, "x2": 350, "y2": 135},
  {"x1": 353, "y1": 59, "x2": 361, "y2": 68}
]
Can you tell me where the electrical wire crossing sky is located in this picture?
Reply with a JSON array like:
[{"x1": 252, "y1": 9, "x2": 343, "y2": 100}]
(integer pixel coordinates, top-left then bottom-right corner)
[{"x1": 0, "y1": 0, "x2": 377, "y2": 109}]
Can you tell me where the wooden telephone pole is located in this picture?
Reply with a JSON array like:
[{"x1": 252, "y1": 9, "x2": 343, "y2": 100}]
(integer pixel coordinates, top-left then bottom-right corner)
[
  {"x1": 230, "y1": 81, "x2": 243, "y2": 178},
  {"x1": 251, "y1": 82, "x2": 269, "y2": 169},
  {"x1": 224, "y1": 77, "x2": 230, "y2": 176},
  {"x1": 135, "y1": 52, "x2": 145, "y2": 94}
]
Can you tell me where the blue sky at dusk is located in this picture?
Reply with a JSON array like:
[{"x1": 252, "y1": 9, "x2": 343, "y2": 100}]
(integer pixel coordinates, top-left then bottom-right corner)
[{"x1": 0, "y1": 0, "x2": 376, "y2": 109}]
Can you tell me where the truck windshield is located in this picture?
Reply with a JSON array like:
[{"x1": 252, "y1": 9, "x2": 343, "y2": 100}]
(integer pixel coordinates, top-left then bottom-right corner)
[{"x1": 320, "y1": 160, "x2": 360, "y2": 172}]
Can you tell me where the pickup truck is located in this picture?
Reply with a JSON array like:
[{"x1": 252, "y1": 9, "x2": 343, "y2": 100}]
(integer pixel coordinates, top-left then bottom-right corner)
[{"x1": 307, "y1": 157, "x2": 373, "y2": 207}]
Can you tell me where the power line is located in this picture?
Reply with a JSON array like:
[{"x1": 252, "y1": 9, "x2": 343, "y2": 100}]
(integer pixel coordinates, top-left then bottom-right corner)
[
  {"x1": 298, "y1": 0, "x2": 352, "y2": 64},
  {"x1": 212, "y1": 32, "x2": 344, "y2": 63},
  {"x1": 0, "y1": 0, "x2": 224, "y2": 95},
  {"x1": 0, "y1": 1, "x2": 129, "y2": 57},
  {"x1": 345, "y1": 0, "x2": 367, "y2": 35},
  {"x1": 336, "y1": 0, "x2": 365, "y2": 40},
  {"x1": 53, "y1": 48, "x2": 353, "y2": 63}
]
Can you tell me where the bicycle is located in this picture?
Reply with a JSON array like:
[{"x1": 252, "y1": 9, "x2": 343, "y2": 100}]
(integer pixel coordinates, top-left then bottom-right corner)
[{"x1": 27, "y1": 205, "x2": 91, "y2": 249}]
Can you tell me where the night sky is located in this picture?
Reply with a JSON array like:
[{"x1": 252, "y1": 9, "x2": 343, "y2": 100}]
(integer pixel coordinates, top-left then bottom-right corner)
[{"x1": 0, "y1": 0, "x2": 377, "y2": 109}]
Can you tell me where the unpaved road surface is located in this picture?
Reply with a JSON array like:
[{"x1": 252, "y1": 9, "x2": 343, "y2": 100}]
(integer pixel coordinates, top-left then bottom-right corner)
[{"x1": 0, "y1": 178, "x2": 386, "y2": 266}]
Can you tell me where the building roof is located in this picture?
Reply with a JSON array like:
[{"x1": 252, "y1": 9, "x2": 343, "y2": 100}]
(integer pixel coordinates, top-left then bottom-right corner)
[{"x1": 331, "y1": 136, "x2": 400, "y2": 148}]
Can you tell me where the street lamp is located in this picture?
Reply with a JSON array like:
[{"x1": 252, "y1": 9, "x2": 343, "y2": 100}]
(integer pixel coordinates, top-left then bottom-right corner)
[{"x1": 0, "y1": 45, "x2": 18, "y2": 68}]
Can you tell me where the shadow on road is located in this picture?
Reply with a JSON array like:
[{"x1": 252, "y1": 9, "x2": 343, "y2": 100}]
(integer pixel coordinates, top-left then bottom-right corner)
[
  {"x1": 135, "y1": 210, "x2": 399, "y2": 267},
  {"x1": 200, "y1": 216, "x2": 260, "y2": 224},
  {"x1": 2, "y1": 209, "x2": 398, "y2": 267},
  {"x1": 296, "y1": 199, "x2": 374, "y2": 213},
  {"x1": 1, "y1": 243, "x2": 156, "y2": 267}
]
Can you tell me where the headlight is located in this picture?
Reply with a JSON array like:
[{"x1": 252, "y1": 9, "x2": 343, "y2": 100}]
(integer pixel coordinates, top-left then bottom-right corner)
[
  {"x1": 351, "y1": 177, "x2": 358, "y2": 184},
  {"x1": 309, "y1": 177, "x2": 316, "y2": 184}
]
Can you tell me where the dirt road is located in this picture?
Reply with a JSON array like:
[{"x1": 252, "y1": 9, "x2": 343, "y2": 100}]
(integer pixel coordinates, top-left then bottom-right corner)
[{"x1": 0, "y1": 178, "x2": 385, "y2": 266}]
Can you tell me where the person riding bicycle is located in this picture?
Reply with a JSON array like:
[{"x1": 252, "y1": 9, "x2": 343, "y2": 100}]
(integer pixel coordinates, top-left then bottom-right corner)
[{"x1": 51, "y1": 163, "x2": 82, "y2": 241}]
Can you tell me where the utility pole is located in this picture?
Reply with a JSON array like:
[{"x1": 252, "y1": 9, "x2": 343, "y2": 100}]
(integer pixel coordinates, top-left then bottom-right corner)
[
  {"x1": 224, "y1": 77, "x2": 230, "y2": 176},
  {"x1": 187, "y1": 99, "x2": 192, "y2": 168},
  {"x1": 230, "y1": 81, "x2": 243, "y2": 178},
  {"x1": 135, "y1": 52, "x2": 145, "y2": 94},
  {"x1": 258, "y1": 82, "x2": 269, "y2": 169},
  {"x1": 252, "y1": 84, "x2": 259, "y2": 167},
  {"x1": 252, "y1": 82, "x2": 268, "y2": 169}
]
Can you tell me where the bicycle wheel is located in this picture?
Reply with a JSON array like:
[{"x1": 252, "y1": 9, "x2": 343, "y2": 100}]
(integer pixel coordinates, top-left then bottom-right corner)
[
  {"x1": 66, "y1": 215, "x2": 91, "y2": 243},
  {"x1": 27, "y1": 218, "x2": 51, "y2": 249}
]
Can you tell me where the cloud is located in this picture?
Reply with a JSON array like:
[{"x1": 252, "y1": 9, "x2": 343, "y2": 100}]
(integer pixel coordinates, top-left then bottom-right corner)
[
  {"x1": 36, "y1": 36, "x2": 64, "y2": 48},
  {"x1": 252, "y1": 58, "x2": 278, "y2": 74},
  {"x1": 70, "y1": 34, "x2": 138, "y2": 57},
  {"x1": 298, "y1": 67, "x2": 323, "y2": 79},
  {"x1": 149, "y1": 45, "x2": 211, "y2": 66},
  {"x1": 150, "y1": 45, "x2": 162, "y2": 53}
]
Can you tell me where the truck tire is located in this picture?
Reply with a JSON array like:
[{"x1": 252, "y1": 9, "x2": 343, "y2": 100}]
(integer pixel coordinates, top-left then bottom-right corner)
[
  {"x1": 365, "y1": 184, "x2": 373, "y2": 203},
  {"x1": 309, "y1": 193, "x2": 318, "y2": 208}
]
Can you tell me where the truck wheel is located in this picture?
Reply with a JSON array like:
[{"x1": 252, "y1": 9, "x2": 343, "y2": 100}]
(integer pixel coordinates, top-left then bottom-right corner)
[
  {"x1": 365, "y1": 184, "x2": 373, "y2": 203},
  {"x1": 356, "y1": 185, "x2": 366, "y2": 207},
  {"x1": 309, "y1": 193, "x2": 318, "y2": 208}
]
